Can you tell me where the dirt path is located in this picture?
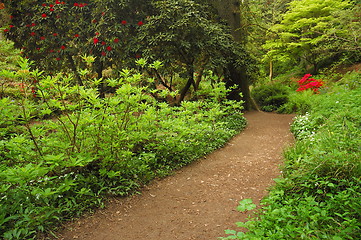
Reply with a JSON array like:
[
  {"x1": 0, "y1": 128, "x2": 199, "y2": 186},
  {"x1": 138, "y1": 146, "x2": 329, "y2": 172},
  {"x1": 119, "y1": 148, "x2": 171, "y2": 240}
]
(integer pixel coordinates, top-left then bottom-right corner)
[{"x1": 55, "y1": 111, "x2": 295, "y2": 240}]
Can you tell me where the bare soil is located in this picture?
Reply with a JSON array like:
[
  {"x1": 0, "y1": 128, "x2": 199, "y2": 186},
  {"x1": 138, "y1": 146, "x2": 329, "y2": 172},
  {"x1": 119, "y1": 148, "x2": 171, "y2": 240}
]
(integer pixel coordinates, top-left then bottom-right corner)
[{"x1": 53, "y1": 111, "x2": 295, "y2": 240}]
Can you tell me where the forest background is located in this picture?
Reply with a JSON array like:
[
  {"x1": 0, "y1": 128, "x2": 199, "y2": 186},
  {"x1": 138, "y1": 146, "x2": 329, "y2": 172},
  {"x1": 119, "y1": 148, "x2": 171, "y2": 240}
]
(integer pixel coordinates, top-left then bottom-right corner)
[{"x1": 0, "y1": 0, "x2": 360, "y2": 239}]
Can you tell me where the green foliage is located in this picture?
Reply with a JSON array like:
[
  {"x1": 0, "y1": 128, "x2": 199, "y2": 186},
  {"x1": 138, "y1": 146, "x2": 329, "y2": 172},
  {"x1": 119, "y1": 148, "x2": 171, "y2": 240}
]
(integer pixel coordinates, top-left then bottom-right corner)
[
  {"x1": 252, "y1": 82, "x2": 291, "y2": 112},
  {"x1": 278, "y1": 90, "x2": 314, "y2": 114},
  {"x1": 2, "y1": 0, "x2": 150, "y2": 79},
  {"x1": 264, "y1": 0, "x2": 361, "y2": 73},
  {"x1": 0, "y1": 58, "x2": 247, "y2": 239},
  {"x1": 222, "y1": 76, "x2": 361, "y2": 239}
]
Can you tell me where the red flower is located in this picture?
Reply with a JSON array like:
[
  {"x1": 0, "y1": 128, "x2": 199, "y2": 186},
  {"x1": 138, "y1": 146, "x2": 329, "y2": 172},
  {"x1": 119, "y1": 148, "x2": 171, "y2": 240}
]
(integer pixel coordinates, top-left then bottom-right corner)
[
  {"x1": 30, "y1": 32, "x2": 36, "y2": 36},
  {"x1": 56, "y1": 0, "x2": 61, "y2": 4},
  {"x1": 60, "y1": 45, "x2": 66, "y2": 50},
  {"x1": 114, "y1": 38, "x2": 119, "y2": 43},
  {"x1": 106, "y1": 46, "x2": 112, "y2": 51},
  {"x1": 36, "y1": 47, "x2": 40, "y2": 51},
  {"x1": 50, "y1": 8, "x2": 54, "y2": 11},
  {"x1": 49, "y1": 4, "x2": 54, "y2": 7},
  {"x1": 101, "y1": 41, "x2": 106, "y2": 45},
  {"x1": 101, "y1": 51, "x2": 106, "y2": 56},
  {"x1": 42, "y1": 13, "x2": 47, "y2": 18},
  {"x1": 42, "y1": 3, "x2": 47, "y2": 7},
  {"x1": 93, "y1": 38, "x2": 99, "y2": 44},
  {"x1": 53, "y1": 33, "x2": 58, "y2": 36},
  {"x1": 92, "y1": 19, "x2": 97, "y2": 23},
  {"x1": 10, "y1": 15, "x2": 14, "y2": 19},
  {"x1": 56, "y1": 57, "x2": 61, "y2": 61},
  {"x1": 121, "y1": 20, "x2": 127, "y2": 25},
  {"x1": 137, "y1": 21, "x2": 144, "y2": 26},
  {"x1": 40, "y1": 36, "x2": 46, "y2": 40},
  {"x1": 74, "y1": 34, "x2": 79, "y2": 38},
  {"x1": 74, "y1": 3, "x2": 79, "y2": 7},
  {"x1": 95, "y1": 32, "x2": 99, "y2": 36},
  {"x1": 3, "y1": 29, "x2": 9, "y2": 33},
  {"x1": 49, "y1": 49, "x2": 54, "y2": 53},
  {"x1": 9, "y1": 25, "x2": 14, "y2": 28},
  {"x1": 31, "y1": 23, "x2": 36, "y2": 27}
]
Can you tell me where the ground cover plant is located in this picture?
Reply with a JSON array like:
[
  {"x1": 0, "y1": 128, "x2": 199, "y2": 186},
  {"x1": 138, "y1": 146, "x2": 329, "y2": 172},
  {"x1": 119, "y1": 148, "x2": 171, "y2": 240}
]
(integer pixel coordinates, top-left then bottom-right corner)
[
  {"x1": 221, "y1": 72, "x2": 361, "y2": 239},
  {"x1": 0, "y1": 52, "x2": 247, "y2": 239}
]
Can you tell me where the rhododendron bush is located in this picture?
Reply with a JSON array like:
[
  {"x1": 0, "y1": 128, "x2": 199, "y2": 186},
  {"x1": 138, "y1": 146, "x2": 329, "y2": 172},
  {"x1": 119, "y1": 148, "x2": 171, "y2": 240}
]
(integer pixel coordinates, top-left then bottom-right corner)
[
  {"x1": 2, "y1": 0, "x2": 149, "y2": 84},
  {"x1": 296, "y1": 74, "x2": 324, "y2": 93}
]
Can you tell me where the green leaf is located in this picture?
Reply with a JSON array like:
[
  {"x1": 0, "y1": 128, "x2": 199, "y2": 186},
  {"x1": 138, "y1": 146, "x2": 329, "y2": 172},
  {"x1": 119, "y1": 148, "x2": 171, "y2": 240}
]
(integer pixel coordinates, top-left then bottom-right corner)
[{"x1": 237, "y1": 199, "x2": 257, "y2": 212}]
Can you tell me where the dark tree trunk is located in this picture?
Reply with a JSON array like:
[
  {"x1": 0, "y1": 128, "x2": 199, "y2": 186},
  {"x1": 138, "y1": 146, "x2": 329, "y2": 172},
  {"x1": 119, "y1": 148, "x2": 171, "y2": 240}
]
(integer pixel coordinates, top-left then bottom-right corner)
[
  {"x1": 209, "y1": 0, "x2": 253, "y2": 111},
  {"x1": 178, "y1": 65, "x2": 195, "y2": 104},
  {"x1": 67, "y1": 54, "x2": 83, "y2": 86},
  {"x1": 94, "y1": 59, "x2": 105, "y2": 98}
]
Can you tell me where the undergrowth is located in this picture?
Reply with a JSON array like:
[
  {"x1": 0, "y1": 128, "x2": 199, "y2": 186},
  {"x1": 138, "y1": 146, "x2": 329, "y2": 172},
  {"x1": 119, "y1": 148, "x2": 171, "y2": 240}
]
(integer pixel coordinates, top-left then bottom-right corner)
[
  {"x1": 222, "y1": 72, "x2": 361, "y2": 239},
  {"x1": 0, "y1": 57, "x2": 247, "y2": 239}
]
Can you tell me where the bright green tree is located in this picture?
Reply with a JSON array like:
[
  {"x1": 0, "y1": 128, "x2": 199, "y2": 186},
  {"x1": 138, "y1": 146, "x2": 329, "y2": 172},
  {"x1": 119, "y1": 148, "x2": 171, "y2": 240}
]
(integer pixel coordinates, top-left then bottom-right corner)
[{"x1": 264, "y1": 0, "x2": 361, "y2": 74}]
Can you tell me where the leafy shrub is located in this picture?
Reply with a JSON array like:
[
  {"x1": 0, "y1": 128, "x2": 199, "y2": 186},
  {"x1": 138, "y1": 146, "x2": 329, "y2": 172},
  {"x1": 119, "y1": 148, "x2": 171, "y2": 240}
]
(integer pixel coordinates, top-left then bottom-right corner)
[
  {"x1": 252, "y1": 83, "x2": 291, "y2": 112},
  {"x1": 278, "y1": 90, "x2": 314, "y2": 114},
  {"x1": 0, "y1": 60, "x2": 247, "y2": 239}
]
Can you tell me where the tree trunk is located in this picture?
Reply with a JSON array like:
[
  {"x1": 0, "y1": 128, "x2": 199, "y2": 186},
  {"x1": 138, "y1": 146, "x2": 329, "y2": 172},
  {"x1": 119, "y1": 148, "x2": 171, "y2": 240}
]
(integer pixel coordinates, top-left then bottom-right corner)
[
  {"x1": 67, "y1": 54, "x2": 83, "y2": 86},
  {"x1": 209, "y1": 0, "x2": 253, "y2": 111},
  {"x1": 178, "y1": 65, "x2": 195, "y2": 104},
  {"x1": 269, "y1": 59, "x2": 273, "y2": 81},
  {"x1": 94, "y1": 59, "x2": 105, "y2": 98}
]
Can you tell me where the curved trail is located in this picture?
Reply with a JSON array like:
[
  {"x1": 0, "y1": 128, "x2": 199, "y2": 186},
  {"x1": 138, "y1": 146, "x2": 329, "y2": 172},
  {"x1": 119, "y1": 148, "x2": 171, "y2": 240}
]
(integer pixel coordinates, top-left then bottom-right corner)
[{"x1": 56, "y1": 111, "x2": 295, "y2": 240}]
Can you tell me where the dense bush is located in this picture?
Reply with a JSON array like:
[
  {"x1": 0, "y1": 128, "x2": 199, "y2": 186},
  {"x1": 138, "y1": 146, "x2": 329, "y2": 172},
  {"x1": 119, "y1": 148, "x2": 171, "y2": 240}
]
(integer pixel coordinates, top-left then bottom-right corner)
[
  {"x1": 222, "y1": 72, "x2": 361, "y2": 239},
  {"x1": 0, "y1": 56, "x2": 247, "y2": 239},
  {"x1": 251, "y1": 83, "x2": 291, "y2": 112}
]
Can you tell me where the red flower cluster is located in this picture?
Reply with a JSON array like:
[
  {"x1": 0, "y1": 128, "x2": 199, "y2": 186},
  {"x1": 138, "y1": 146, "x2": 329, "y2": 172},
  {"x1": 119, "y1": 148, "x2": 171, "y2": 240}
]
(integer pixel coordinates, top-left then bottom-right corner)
[
  {"x1": 74, "y1": 3, "x2": 88, "y2": 7},
  {"x1": 296, "y1": 74, "x2": 324, "y2": 93}
]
